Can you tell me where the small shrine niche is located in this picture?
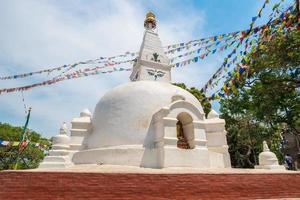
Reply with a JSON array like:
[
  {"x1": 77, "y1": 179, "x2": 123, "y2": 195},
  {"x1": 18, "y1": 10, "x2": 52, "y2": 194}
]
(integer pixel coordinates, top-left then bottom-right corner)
[{"x1": 176, "y1": 121, "x2": 191, "y2": 149}]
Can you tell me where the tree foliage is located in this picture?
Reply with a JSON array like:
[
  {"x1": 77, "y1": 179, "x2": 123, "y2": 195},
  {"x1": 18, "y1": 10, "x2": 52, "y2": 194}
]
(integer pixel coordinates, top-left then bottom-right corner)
[
  {"x1": 0, "y1": 123, "x2": 51, "y2": 170},
  {"x1": 173, "y1": 82, "x2": 211, "y2": 116},
  {"x1": 220, "y1": 29, "x2": 300, "y2": 168}
]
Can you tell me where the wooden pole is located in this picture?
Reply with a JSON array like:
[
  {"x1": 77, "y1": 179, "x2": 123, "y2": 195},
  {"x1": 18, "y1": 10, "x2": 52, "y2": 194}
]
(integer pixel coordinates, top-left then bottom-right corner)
[
  {"x1": 297, "y1": 0, "x2": 300, "y2": 17},
  {"x1": 13, "y1": 107, "x2": 31, "y2": 170}
]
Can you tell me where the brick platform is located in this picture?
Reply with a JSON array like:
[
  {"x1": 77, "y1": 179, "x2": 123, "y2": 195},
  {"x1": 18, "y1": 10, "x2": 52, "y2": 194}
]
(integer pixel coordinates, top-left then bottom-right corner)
[{"x1": 1, "y1": 171, "x2": 300, "y2": 199}]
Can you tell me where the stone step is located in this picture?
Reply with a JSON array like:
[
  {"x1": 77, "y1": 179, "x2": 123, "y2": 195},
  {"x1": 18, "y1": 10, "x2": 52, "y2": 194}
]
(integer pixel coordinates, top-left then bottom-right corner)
[
  {"x1": 38, "y1": 162, "x2": 71, "y2": 169},
  {"x1": 69, "y1": 144, "x2": 83, "y2": 150},
  {"x1": 43, "y1": 156, "x2": 69, "y2": 163},
  {"x1": 49, "y1": 149, "x2": 70, "y2": 156}
]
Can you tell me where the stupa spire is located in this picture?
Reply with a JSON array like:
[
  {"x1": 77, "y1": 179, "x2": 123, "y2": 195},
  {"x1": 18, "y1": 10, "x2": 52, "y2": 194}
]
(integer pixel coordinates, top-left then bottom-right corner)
[{"x1": 130, "y1": 11, "x2": 171, "y2": 82}]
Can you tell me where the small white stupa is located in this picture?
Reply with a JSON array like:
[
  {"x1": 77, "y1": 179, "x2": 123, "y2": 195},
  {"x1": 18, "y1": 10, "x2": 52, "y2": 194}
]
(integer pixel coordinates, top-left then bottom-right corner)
[
  {"x1": 255, "y1": 141, "x2": 285, "y2": 170},
  {"x1": 39, "y1": 12, "x2": 231, "y2": 169},
  {"x1": 39, "y1": 122, "x2": 72, "y2": 168}
]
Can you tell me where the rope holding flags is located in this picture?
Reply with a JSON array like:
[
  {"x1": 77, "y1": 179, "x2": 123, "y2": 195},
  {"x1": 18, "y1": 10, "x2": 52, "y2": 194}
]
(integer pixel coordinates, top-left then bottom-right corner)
[
  {"x1": 0, "y1": 54, "x2": 137, "y2": 80},
  {"x1": 0, "y1": 0, "x2": 297, "y2": 98},
  {"x1": 21, "y1": 91, "x2": 27, "y2": 114},
  {"x1": 206, "y1": 3, "x2": 299, "y2": 101},
  {"x1": 0, "y1": 139, "x2": 49, "y2": 151},
  {"x1": 0, "y1": 24, "x2": 265, "y2": 95},
  {"x1": 201, "y1": 0, "x2": 272, "y2": 93},
  {"x1": 207, "y1": 0, "x2": 293, "y2": 94},
  {"x1": 0, "y1": 28, "x2": 247, "y2": 81},
  {"x1": 0, "y1": 66, "x2": 132, "y2": 95}
]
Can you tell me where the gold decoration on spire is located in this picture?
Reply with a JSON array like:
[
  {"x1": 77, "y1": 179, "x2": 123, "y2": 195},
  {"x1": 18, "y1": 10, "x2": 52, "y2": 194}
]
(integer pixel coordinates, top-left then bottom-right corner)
[{"x1": 144, "y1": 11, "x2": 156, "y2": 30}]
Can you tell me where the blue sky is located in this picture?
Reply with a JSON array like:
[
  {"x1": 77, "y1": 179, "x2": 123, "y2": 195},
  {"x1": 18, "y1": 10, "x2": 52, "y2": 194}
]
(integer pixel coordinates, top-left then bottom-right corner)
[{"x1": 0, "y1": 0, "x2": 294, "y2": 138}]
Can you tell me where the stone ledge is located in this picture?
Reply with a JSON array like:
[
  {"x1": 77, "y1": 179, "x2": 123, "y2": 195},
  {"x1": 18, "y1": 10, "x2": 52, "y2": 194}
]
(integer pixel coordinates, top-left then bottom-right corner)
[{"x1": 70, "y1": 128, "x2": 89, "y2": 136}]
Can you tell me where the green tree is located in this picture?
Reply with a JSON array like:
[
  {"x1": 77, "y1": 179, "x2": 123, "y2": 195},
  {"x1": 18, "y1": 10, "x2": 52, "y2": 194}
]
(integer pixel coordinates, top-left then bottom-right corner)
[
  {"x1": 220, "y1": 29, "x2": 300, "y2": 168},
  {"x1": 173, "y1": 82, "x2": 211, "y2": 116},
  {"x1": 0, "y1": 123, "x2": 51, "y2": 170}
]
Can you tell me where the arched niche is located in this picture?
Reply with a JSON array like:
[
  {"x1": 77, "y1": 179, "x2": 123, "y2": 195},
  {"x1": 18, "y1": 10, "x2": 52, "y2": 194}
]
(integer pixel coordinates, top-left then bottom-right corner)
[
  {"x1": 176, "y1": 112, "x2": 195, "y2": 149},
  {"x1": 141, "y1": 100, "x2": 209, "y2": 168},
  {"x1": 158, "y1": 100, "x2": 205, "y2": 149}
]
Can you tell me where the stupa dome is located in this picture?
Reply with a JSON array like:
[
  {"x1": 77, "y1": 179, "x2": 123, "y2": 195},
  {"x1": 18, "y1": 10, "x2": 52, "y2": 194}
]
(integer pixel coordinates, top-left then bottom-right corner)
[{"x1": 87, "y1": 81, "x2": 204, "y2": 149}]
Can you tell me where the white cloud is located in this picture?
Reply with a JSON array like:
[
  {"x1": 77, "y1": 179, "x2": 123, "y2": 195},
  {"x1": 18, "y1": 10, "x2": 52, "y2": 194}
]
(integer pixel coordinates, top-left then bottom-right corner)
[{"x1": 0, "y1": 0, "x2": 208, "y2": 137}]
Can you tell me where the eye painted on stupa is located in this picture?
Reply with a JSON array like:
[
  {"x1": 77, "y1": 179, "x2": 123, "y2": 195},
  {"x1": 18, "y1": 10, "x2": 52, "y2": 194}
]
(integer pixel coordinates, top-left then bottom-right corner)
[{"x1": 146, "y1": 69, "x2": 165, "y2": 80}]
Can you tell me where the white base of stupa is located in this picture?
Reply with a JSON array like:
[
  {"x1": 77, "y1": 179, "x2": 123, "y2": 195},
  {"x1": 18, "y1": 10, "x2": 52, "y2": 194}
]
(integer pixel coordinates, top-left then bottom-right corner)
[
  {"x1": 39, "y1": 149, "x2": 75, "y2": 169},
  {"x1": 39, "y1": 156, "x2": 73, "y2": 169},
  {"x1": 71, "y1": 145, "x2": 214, "y2": 169},
  {"x1": 255, "y1": 164, "x2": 286, "y2": 170}
]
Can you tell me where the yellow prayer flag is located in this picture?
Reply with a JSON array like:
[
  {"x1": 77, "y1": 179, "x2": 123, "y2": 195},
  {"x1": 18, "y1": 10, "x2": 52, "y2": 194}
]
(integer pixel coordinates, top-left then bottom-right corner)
[
  {"x1": 258, "y1": 8, "x2": 262, "y2": 14},
  {"x1": 12, "y1": 141, "x2": 20, "y2": 146}
]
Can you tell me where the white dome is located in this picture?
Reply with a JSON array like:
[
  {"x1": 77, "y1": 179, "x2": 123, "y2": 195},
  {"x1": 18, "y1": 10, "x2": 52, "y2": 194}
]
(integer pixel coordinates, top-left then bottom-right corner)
[
  {"x1": 80, "y1": 108, "x2": 92, "y2": 117},
  {"x1": 87, "y1": 81, "x2": 204, "y2": 148},
  {"x1": 207, "y1": 109, "x2": 219, "y2": 119},
  {"x1": 258, "y1": 141, "x2": 279, "y2": 166},
  {"x1": 259, "y1": 151, "x2": 279, "y2": 166}
]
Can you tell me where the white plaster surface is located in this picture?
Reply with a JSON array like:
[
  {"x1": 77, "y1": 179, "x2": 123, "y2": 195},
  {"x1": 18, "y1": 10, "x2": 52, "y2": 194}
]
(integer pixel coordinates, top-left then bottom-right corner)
[
  {"x1": 130, "y1": 30, "x2": 171, "y2": 82},
  {"x1": 87, "y1": 81, "x2": 204, "y2": 149},
  {"x1": 73, "y1": 145, "x2": 145, "y2": 166},
  {"x1": 207, "y1": 109, "x2": 219, "y2": 119},
  {"x1": 39, "y1": 14, "x2": 232, "y2": 170}
]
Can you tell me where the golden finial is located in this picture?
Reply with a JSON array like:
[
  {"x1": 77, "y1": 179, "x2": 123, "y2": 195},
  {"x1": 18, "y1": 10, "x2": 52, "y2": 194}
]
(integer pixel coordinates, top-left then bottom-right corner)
[{"x1": 144, "y1": 11, "x2": 156, "y2": 30}]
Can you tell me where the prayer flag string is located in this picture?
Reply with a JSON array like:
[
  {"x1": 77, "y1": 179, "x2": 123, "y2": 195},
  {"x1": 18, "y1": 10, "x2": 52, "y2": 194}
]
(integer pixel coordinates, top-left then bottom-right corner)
[
  {"x1": 201, "y1": 0, "x2": 272, "y2": 93},
  {"x1": 205, "y1": 3, "x2": 298, "y2": 101},
  {"x1": 0, "y1": 27, "x2": 262, "y2": 81}
]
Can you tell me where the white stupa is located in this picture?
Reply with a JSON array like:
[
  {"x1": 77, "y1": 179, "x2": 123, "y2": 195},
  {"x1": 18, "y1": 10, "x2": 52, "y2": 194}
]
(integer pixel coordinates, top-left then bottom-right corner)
[
  {"x1": 255, "y1": 141, "x2": 285, "y2": 170},
  {"x1": 39, "y1": 12, "x2": 231, "y2": 169}
]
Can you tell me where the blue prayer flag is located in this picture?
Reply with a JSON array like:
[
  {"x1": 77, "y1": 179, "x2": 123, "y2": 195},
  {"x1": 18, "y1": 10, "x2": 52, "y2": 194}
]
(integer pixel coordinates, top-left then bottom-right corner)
[
  {"x1": 239, "y1": 67, "x2": 246, "y2": 74},
  {"x1": 218, "y1": 92, "x2": 225, "y2": 97}
]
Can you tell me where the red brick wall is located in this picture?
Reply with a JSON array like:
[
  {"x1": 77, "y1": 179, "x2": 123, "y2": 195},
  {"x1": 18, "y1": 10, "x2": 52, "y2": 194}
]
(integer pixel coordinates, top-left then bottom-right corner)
[{"x1": 1, "y1": 171, "x2": 300, "y2": 199}]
